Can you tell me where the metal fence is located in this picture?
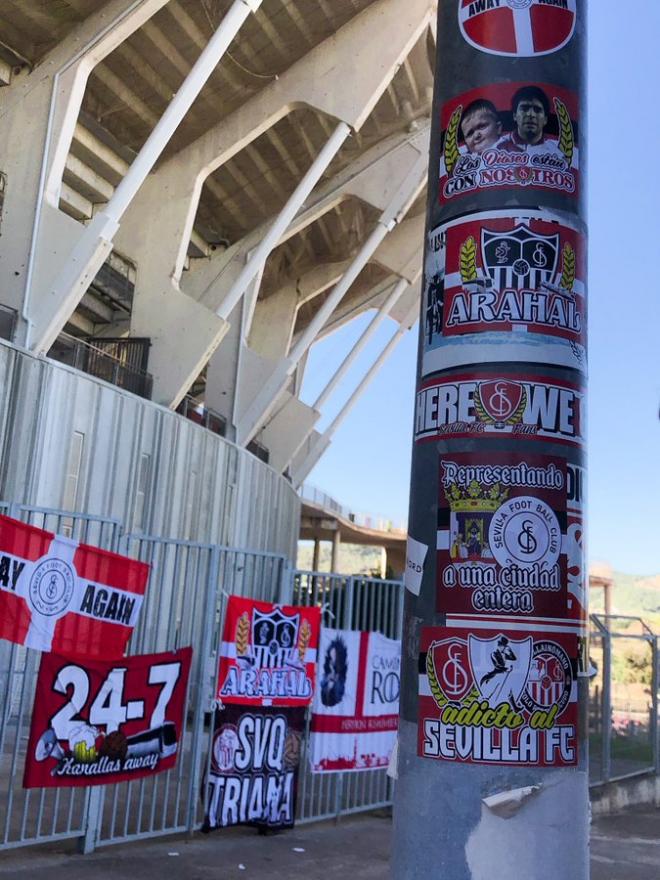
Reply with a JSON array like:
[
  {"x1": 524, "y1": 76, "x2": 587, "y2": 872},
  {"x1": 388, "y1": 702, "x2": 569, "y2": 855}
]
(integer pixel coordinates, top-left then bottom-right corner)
[
  {"x1": 6, "y1": 502, "x2": 656, "y2": 855},
  {"x1": 0, "y1": 505, "x2": 122, "y2": 852},
  {"x1": 291, "y1": 571, "x2": 403, "y2": 823},
  {"x1": 589, "y1": 614, "x2": 659, "y2": 785},
  {"x1": 0, "y1": 502, "x2": 404, "y2": 854}
]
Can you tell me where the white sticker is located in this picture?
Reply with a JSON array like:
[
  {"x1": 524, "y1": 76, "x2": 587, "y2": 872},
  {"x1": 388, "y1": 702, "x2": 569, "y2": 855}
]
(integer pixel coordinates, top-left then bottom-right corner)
[{"x1": 404, "y1": 536, "x2": 428, "y2": 596}]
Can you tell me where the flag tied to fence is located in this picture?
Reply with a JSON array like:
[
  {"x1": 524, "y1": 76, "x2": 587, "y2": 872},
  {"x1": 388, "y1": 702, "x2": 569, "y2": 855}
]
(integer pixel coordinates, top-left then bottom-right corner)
[
  {"x1": 309, "y1": 628, "x2": 400, "y2": 773},
  {"x1": 203, "y1": 704, "x2": 305, "y2": 831},
  {"x1": 0, "y1": 514, "x2": 149, "y2": 656},
  {"x1": 217, "y1": 596, "x2": 321, "y2": 707},
  {"x1": 24, "y1": 647, "x2": 192, "y2": 788}
]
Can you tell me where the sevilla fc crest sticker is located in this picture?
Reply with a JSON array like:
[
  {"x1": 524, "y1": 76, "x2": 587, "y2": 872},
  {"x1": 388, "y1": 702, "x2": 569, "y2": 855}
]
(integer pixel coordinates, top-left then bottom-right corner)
[
  {"x1": 458, "y1": 0, "x2": 577, "y2": 58},
  {"x1": 419, "y1": 626, "x2": 578, "y2": 766}
]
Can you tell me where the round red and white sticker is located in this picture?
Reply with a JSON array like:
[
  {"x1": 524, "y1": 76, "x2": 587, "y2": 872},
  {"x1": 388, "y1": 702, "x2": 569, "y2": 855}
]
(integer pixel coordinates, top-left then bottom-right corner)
[{"x1": 458, "y1": 0, "x2": 576, "y2": 58}]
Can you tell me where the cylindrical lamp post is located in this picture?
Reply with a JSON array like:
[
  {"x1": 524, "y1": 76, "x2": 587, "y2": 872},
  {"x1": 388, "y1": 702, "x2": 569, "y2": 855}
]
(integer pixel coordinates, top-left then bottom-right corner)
[{"x1": 393, "y1": 3, "x2": 587, "y2": 877}]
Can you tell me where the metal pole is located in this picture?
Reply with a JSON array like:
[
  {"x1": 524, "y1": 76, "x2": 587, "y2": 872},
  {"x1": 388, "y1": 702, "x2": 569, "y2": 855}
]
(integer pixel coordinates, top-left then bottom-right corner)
[
  {"x1": 216, "y1": 122, "x2": 351, "y2": 321},
  {"x1": 393, "y1": 4, "x2": 588, "y2": 878},
  {"x1": 31, "y1": 0, "x2": 262, "y2": 355},
  {"x1": 602, "y1": 630, "x2": 612, "y2": 782}
]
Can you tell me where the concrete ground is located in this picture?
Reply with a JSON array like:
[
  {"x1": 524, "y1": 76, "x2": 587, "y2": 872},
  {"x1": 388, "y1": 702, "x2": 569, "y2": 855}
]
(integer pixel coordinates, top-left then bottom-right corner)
[{"x1": 0, "y1": 808, "x2": 658, "y2": 879}]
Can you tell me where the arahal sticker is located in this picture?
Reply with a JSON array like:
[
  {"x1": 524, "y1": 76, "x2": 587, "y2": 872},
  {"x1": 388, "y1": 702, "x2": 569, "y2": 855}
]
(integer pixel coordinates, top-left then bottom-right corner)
[
  {"x1": 418, "y1": 625, "x2": 578, "y2": 766},
  {"x1": 436, "y1": 452, "x2": 584, "y2": 621},
  {"x1": 415, "y1": 371, "x2": 584, "y2": 446},
  {"x1": 458, "y1": 1, "x2": 577, "y2": 58},
  {"x1": 422, "y1": 210, "x2": 586, "y2": 374},
  {"x1": 439, "y1": 83, "x2": 579, "y2": 203}
]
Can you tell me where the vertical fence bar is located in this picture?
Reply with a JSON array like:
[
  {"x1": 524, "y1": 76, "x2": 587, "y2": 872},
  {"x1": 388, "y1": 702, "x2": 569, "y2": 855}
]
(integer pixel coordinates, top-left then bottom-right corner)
[
  {"x1": 653, "y1": 636, "x2": 659, "y2": 775},
  {"x1": 602, "y1": 628, "x2": 612, "y2": 783}
]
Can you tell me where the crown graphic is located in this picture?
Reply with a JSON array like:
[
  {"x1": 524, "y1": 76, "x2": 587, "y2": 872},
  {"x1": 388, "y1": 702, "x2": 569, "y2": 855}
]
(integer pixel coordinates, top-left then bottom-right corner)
[{"x1": 446, "y1": 480, "x2": 509, "y2": 513}]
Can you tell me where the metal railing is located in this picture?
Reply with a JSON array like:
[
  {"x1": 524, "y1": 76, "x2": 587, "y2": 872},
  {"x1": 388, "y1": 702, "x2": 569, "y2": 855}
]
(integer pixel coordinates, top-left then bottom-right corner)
[
  {"x1": 0, "y1": 498, "x2": 404, "y2": 853},
  {"x1": 47, "y1": 334, "x2": 153, "y2": 400},
  {"x1": 589, "y1": 614, "x2": 659, "y2": 785},
  {"x1": 176, "y1": 396, "x2": 227, "y2": 437},
  {"x1": 299, "y1": 483, "x2": 407, "y2": 533}
]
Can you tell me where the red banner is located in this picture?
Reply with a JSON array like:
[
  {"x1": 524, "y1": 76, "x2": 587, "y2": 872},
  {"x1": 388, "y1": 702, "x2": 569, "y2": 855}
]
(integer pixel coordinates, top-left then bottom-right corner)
[
  {"x1": 418, "y1": 625, "x2": 578, "y2": 767},
  {"x1": 0, "y1": 514, "x2": 149, "y2": 657},
  {"x1": 24, "y1": 647, "x2": 192, "y2": 788},
  {"x1": 217, "y1": 597, "x2": 321, "y2": 707}
]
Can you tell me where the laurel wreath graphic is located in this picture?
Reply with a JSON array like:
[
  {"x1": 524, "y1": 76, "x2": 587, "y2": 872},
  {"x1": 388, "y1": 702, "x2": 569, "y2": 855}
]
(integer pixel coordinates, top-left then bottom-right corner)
[
  {"x1": 459, "y1": 236, "x2": 478, "y2": 283},
  {"x1": 554, "y1": 98, "x2": 574, "y2": 166},
  {"x1": 298, "y1": 619, "x2": 311, "y2": 663},
  {"x1": 235, "y1": 612, "x2": 250, "y2": 656},
  {"x1": 426, "y1": 647, "x2": 480, "y2": 711},
  {"x1": 560, "y1": 242, "x2": 576, "y2": 292},
  {"x1": 474, "y1": 384, "x2": 527, "y2": 426},
  {"x1": 444, "y1": 106, "x2": 463, "y2": 175}
]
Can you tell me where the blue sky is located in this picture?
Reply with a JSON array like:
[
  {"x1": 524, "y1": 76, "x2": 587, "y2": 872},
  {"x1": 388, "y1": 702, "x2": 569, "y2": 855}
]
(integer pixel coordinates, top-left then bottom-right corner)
[{"x1": 301, "y1": 1, "x2": 660, "y2": 576}]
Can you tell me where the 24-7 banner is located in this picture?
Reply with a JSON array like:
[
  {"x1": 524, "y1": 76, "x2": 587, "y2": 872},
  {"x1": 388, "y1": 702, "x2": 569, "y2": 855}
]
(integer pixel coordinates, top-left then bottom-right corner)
[{"x1": 24, "y1": 647, "x2": 192, "y2": 788}]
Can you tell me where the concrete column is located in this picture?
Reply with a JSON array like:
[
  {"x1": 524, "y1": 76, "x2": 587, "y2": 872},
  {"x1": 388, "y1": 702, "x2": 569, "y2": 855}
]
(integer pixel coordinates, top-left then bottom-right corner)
[
  {"x1": 331, "y1": 530, "x2": 342, "y2": 575},
  {"x1": 312, "y1": 538, "x2": 321, "y2": 573},
  {"x1": 29, "y1": 0, "x2": 263, "y2": 355},
  {"x1": 0, "y1": 0, "x2": 170, "y2": 345}
]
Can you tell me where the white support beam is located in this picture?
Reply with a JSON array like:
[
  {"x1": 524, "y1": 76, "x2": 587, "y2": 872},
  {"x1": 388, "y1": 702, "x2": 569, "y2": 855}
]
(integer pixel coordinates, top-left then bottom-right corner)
[
  {"x1": 235, "y1": 152, "x2": 427, "y2": 447},
  {"x1": 113, "y1": 0, "x2": 433, "y2": 407},
  {"x1": 313, "y1": 277, "x2": 411, "y2": 412},
  {"x1": 215, "y1": 121, "x2": 351, "y2": 321},
  {"x1": 0, "y1": 0, "x2": 171, "y2": 343},
  {"x1": 29, "y1": 0, "x2": 263, "y2": 356},
  {"x1": 291, "y1": 302, "x2": 420, "y2": 488}
]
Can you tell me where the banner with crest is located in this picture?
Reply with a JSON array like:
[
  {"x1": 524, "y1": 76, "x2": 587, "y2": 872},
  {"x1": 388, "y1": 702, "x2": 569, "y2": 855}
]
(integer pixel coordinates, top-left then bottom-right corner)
[
  {"x1": 418, "y1": 624, "x2": 578, "y2": 767},
  {"x1": 422, "y1": 210, "x2": 586, "y2": 376},
  {"x1": 202, "y1": 704, "x2": 305, "y2": 831},
  {"x1": 216, "y1": 597, "x2": 321, "y2": 707},
  {"x1": 414, "y1": 370, "x2": 584, "y2": 447}
]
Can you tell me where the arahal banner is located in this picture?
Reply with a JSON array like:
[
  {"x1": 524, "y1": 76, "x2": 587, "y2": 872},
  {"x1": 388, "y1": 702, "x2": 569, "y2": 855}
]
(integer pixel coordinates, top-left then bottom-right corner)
[
  {"x1": 24, "y1": 647, "x2": 192, "y2": 788},
  {"x1": 309, "y1": 629, "x2": 400, "y2": 773},
  {"x1": 216, "y1": 597, "x2": 321, "y2": 706},
  {"x1": 0, "y1": 514, "x2": 149, "y2": 656},
  {"x1": 203, "y1": 704, "x2": 305, "y2": 831}
]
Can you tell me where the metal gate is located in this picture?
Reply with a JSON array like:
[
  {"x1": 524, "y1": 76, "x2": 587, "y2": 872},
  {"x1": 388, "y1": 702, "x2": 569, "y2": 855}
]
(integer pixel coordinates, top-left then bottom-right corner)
[
  {"x1": 0, "y1": 505, "x2": 122, "y2": 851},
  {"x1": 290, "y1": 571, "x2": 404, "y2": 824},
  {"x1": 0, "y1": 506, "x2": 403, "y2": 853}
]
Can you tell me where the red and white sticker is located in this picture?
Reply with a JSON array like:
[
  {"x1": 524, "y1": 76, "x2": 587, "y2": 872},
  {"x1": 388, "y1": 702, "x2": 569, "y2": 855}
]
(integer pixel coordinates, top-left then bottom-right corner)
[
  {"x1": 458, "y1": 0, "x2": 576, "y2": 58},
  {"x1": 415, "y1": 371, "x2": 584, "y2": 446},
  {"x1": 419, "y1": 624, "x2": 578, "y2": 766},
  {"x1": 422, "y1": 210, "x2": 586, "y2": 375},
  {"x1": 438, "y1": 82, "x2": 579, "y2": 204},
  {"x1": 436, "y1": 452, "x2": 586, "y2": 623}
]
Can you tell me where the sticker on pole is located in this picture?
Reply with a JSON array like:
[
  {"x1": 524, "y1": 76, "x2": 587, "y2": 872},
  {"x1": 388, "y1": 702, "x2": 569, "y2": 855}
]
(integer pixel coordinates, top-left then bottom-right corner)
[
  {"x1": 414, "y1": 371, "x2": 584, "y2": 447},
  {"x1": 458, "y1": 0, "x2": 577, "y2": 58},
  {"x1": 418, "y1": 625, "x2": 578, "y2": 766},
  {"x1": 422, "y1": 211, "x2": 586, "y2": 375},
  {"x1": 438, "y1": 82, "x2": 579, "y2": 204},
  {"x1": 436, "y1": 452, "x2": 586, "y2": 623}
]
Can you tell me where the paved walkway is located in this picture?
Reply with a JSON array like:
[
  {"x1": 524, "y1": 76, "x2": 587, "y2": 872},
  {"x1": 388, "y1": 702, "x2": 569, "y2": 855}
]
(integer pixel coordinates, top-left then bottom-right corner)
[{"x1": 0, "y1": 808, "x2": 658, "y2": 879}]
